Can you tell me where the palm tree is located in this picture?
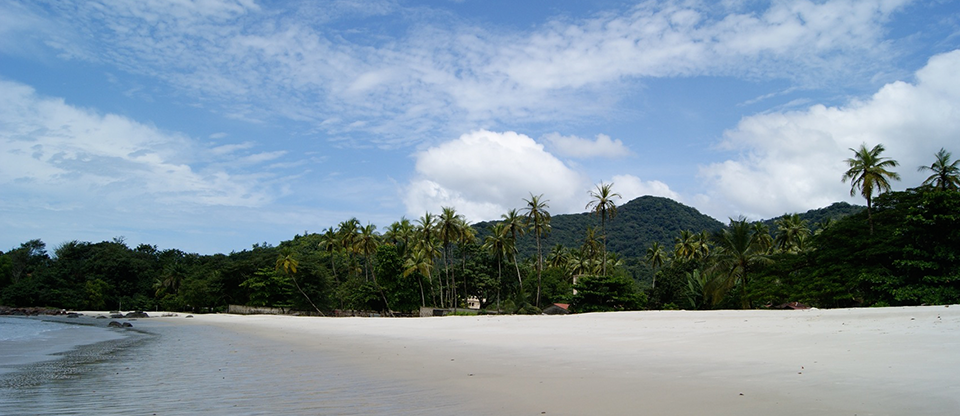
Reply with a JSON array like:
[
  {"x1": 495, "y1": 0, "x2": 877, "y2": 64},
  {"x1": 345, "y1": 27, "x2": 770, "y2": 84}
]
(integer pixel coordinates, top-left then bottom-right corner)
[
  {"x1": 522, "y1": 193, "x2": 551, "y2": 308},
  {"x1": 456, "y1": 216, "x2": 476, "y2": 310},
  {"x1": 416, "y1": 212, "x2": 439, "y2": 305},
  {"x1": 918, "y1": 148, "x2": 960, "y2": 191},
  {"x1": 337, "y1": 218, "x2": 362, "y2": 277},
  {"x1": 774, "y1": 214, "x2": 810, "y2": 254},
  {"x1": 751, "y1": 222, "x2": 773, "y2": 254},
  {"x1": 438, "y1": 207, "x2": 463, "y2": 309},
  {"x1": 693, "y1": 231, "x2": 712, "y2": 261},
  {"x1": 403, "y1": 246, "x2": 434, "y2": 307},
  {"x1": 585, "y1": 182, "x2": 621, "y2": 276},
  {"x1": 842, "y1": 143, "x2": 900, "y2": 233},
  {"x1": 673, "y1": 230, "x2": 697, "y2": 263},
  {"x1": 546, "y1": 244, "x2": 569, "y2": 271},
  {"x1": 482, "y1": 223, "x2": 510, "y2": 312},
  {"x1": 708, "y1": 217, "x2": 768, "y2": 308},
  {"x1": 384, "y1": 217, "x2": 415, "y2": 257},
  {"x1": 275, "y1": 248, "x2": 322, "y2": 314},
  {"x1": 501, "y1": 208, "x2": 527, "y2": 286},
  {"x1": 645, "y1": 241, "x2": 666, "y2": 289}
]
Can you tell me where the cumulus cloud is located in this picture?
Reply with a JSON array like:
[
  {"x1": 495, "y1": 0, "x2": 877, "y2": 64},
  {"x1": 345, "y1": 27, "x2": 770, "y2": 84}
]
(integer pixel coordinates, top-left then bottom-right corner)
[
  {"x1": 610, "y1": 174, "x2": 682, "y2": 202},
  {"x1": 404, "y1": 130, "x2": 589, "y2": 222},
  {"x1": 542, "y1": 133, "x2": 632, "y2": 159},
  {"x1": 699, "y1": 49, "x2": 960, "y2": 220}
]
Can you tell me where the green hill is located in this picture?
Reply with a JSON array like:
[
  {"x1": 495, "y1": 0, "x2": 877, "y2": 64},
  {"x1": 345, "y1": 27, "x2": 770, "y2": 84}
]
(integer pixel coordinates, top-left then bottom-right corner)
[
  {"x1": 474, "y1": 196, "x2": 725, "y2": 259},
  {"x1": 474, "y1": 197, "x2": 864, "y2": 261}
]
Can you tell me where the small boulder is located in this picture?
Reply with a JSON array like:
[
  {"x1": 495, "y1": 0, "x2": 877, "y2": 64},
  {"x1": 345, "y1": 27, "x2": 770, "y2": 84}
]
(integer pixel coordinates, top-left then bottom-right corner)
[
  {"x1": 108, "y1": 321, "x2": 123, "y2": 328},
  {"x1": 124, "y1": 311, "x2": 149, "y2": 318}
]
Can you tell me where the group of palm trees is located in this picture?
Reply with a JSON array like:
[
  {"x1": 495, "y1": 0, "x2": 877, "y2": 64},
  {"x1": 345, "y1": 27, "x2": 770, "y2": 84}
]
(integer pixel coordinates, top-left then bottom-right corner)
[
  {"x1": 642, "y1": 144, "x2": 960, "y2": 309},
  {"x1": 311, "y1": 182, "x2": 625, "y2": 313}
]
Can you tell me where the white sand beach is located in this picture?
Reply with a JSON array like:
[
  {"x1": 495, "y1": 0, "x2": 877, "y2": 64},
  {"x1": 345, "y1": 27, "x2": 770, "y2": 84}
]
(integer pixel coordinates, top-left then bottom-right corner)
[{"x1": 131, "y1": 305, "x2": 960, "y2": 416}]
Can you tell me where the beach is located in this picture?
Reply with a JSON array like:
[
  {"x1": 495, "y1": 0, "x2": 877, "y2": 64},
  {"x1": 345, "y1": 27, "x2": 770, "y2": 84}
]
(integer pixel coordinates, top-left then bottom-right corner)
[{"x1": 3, "y1": 306, "x2": 958, "y2": 415}]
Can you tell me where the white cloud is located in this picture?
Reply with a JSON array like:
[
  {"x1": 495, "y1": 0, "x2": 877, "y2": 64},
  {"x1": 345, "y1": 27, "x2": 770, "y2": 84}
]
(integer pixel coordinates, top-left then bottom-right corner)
[
  {"x1": 0, "y1": 80, "x2": 279, "y2": 210},
  {"x1": 699, "y1": 49, "x2": 960, "y2": 220},
  {"x1": 6, "y1": 0, "x2": 912, "y2": 146},
  {"x1": 404, "y1": 130, "x2": 589, "y2": 222},
  {"x1": 542, "y1": 133, "x2": 632, "y2": 159},
  {"x1": 610, "y1": 174, "x2": 682, "y2": 202}
]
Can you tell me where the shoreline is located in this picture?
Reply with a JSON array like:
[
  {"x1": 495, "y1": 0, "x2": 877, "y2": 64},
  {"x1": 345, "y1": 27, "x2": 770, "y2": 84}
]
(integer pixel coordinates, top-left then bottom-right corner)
[{"x1": 3, "y1": 306, "x2": 958, "y2": 415}]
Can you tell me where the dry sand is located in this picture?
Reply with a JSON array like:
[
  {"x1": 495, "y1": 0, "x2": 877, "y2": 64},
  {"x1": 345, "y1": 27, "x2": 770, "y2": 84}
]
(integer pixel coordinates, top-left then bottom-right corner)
[{"x1": 150, "y1": 306, "x2": 959, "y2": 415}]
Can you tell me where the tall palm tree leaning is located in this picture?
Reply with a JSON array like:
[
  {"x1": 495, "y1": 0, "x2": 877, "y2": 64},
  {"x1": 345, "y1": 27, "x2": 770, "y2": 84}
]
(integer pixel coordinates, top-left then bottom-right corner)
[
  {"x1": 275, "y1": 248, "x2": 323, "y2": 315},
  {"x1": 842, "y1": 143, "x2": 900, "y2": 234},
  {"x1": 586, "y1": 182, "x2": 621, "y2": 276},
  {"x1": 500, "y1": 208, "x2": 527, "y2": 286},
  {"x1": 918, "y1": 147, "x2": 960, "y2": 191},
  {"x1": 522, "y1": 193, "x2": 551, "y2": 308}
]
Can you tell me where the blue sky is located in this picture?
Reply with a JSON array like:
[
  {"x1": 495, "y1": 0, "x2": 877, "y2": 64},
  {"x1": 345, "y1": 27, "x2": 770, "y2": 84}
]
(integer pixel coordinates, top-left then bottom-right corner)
[{"x1": 2, "y1": 0, "x2": 959, "y2": 254}]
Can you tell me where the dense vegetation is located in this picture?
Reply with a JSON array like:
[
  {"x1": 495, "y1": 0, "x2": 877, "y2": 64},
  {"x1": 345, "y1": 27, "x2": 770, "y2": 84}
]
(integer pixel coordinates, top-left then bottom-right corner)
[{"x1": 2, "y1": 147, "x2": 958, "y2": 314}]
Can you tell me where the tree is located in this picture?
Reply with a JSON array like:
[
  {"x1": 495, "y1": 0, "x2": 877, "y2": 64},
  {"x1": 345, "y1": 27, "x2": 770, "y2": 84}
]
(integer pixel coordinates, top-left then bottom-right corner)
[
  {"x1": 276, "y1": 248, "x2": 323, "y2": 314},
  {"x1": 571, "y1": 274, "x2": 646, "y2": 313},
  {"x1": 522, "y1": 193, "x2": 551, "y2": 308},
  {"x1": 842, "y1": 143, "x2": 900, "y2": 233},
  {"x1": 774, "y1": 214, "x2": 810, "y2": 254},
  {"x1": 482, "y1": 223, "x2": 510, "y2": 312},
  {"x1": 501, "y1": 208, "x2": 527, "y2": 287},
  {"x1": 645, "y1": 241, "x2": 666, "y2": 288},
  {"x1": 438, "y1": 207, "x2": 463, "y2": 309},
  {"x1": 403, "y1": 246, "x2": 435, "y2": 307},
  {"x1": 585, "y1": 182, "x2": 621, "y2": 276},
  {"x1": 708, "y1": 217, "x2": 768, "y2": 308},
  {"x1": 673, "y1": 230, "x2": 696, "y2": 263},
  {"x1": 918, "y1": 148, "x2": 960, "y2": 191}
]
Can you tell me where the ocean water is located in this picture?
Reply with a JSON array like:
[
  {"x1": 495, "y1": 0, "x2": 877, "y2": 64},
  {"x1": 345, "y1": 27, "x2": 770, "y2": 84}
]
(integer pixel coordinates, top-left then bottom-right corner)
[{"x1": 0, "y1": 316, "x2": 461, "y2": 415}]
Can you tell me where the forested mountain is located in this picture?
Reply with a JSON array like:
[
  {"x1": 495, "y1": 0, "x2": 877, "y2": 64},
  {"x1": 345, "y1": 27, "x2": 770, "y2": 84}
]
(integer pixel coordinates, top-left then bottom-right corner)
[
  {"x1": 475, "y1": 196, "x2": 861, "y2": 260},
  {"x1": 475, "y1": 196, "x2": 725, "y2": 259},
  {"x1": 761, "y1": 202, "x2": 863, "y2": 231}
]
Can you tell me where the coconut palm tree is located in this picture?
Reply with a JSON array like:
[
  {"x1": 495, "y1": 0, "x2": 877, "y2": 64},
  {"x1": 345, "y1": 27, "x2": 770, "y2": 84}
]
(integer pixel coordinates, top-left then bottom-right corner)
[
  {"x1": 751, "y1": 222, "x2": 773, "y2": 254},
  {"x1": 438, "y1": 207, "x2": 463, "y2": 308},
  {"x1": 482, "y1": 223, "x2": 510, "y2": 312},
  {"x1": 774, "y1": 214, "x2": 810, "y2": 254},
  {"x1": 585, "y1": 182, "x2": 621, "y2": 276},
  {"x1": 645, "y1": 241, "x2": 666, "y2": 289},
  {"x1": 918, "y1": 147, "x2": 960, "y2": 191},
  {"x1": 403, "y1": 246, "x2": 434, "y2": 307},
  {"x1": 842, "y1": 143, "x2": 900, "y2": 233},
  {"x1": 384, "y1": 217, "x2": 415, "y2": 257},
  {"x1": 501, "y1": 208, "x2": 527, "y2": 286},
  {"x1": 693, "y1": 231, "x2": 711, "y2": 260},
  {"x1": 673, "y1": 230, "x2": 697, "y2": 263},
  {"x1": 276, "y1": 248, "x2": 323, "y2": 314},
  {"x1": 456, "y1": 216, "x2": 476, "y2": 309},
  {"x1": 522, "y1": 193, "x2": 551, "y2": 308},
  {"x1": 708, "y1": 217, "x2": 768, "y2": 308},
  {"x1": 547, "y1": 244, "x2": 569, "y2": 271}
]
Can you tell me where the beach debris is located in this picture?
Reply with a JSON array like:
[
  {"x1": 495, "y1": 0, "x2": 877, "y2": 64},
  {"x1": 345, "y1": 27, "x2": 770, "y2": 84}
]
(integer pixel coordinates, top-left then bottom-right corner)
[{"x1": 739, "y1": 392, "x2": 744, "y2": 396}]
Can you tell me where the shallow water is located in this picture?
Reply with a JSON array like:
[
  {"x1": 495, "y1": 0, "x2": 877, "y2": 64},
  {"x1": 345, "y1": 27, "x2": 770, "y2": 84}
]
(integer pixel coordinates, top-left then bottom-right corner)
[{"x1": 0, "y1": 317, "x2": 460, "y2": 415}]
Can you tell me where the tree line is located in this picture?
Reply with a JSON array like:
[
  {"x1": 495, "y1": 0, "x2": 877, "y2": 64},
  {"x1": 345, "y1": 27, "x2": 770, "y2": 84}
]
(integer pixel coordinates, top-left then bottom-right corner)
[{"x1": 1, "y1": 146, "x2": 957, "y2": 314}]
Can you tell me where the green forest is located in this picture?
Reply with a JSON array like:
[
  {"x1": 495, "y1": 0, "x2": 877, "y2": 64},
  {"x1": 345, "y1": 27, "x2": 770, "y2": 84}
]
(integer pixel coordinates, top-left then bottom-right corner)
[{"x1": 2, "y1": 146, "x2": 958, "y2": 314}]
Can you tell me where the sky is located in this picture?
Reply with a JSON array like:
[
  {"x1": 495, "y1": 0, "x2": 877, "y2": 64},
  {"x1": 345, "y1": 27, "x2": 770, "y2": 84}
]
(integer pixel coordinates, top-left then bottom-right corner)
[{"x1": 1, "y1": 0, "x2": 959, "y2": 255}]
